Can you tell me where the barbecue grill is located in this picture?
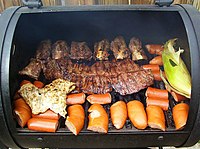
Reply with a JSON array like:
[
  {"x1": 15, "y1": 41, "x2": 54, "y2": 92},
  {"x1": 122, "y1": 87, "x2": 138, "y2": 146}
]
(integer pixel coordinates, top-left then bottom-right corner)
[{"x1": 0, "y1": 0, "x2": 200, "y2": 148}]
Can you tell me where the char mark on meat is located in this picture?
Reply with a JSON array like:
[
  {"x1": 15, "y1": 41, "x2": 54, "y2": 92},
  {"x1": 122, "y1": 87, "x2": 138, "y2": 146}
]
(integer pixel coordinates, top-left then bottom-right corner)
[
  {"x1": 81, "y1": 75, "x2": 112, "y2": 94},
  {"x1": 81, "y1": 76, "x2": 94, "y2": 94},
  {"x1": 110, "y1": 36, "x2": 131, "y2": 60},
  {"x1": 43, "y1": 58, "x2": 64, "y2": 80},
  {"x1": 111, "y1": 70, "x2": 154, "y2": 95},
  {"x1": 42, "y1": 58, "x2": 153, "y2": 95},
  {"x1": 52, "y1": 40, "x2": 69, "y2": 59},
  {"x1": 19, "y1": 58, "x2": 43, "y2": 80},
  {"x1": 36, "y1": 40, "x2": 51, "y2": 60},
  {"x1": 113, "y1": 59, "x2": 140, "y2": 75},
  {"x1": 43, "y1": 58, "x2": 76, "y2": 81},
  {"x1": 111, "y1": 74, "x2": 128, "y2": 95},
  {"x1": 94, "y1": 39, "x2": 110, "y2": 61},
  {"x1": 19, "y1": 38, "x2": 153, "y2": 95},
  {"x1": 121, "y1": 59, "x2": 140, "y2": 72},
  {"x1": 19, "y1": 40, "x2": 51, "y2": 79},
  {"x1": 90, "y1": 61, "x2": 107, "y2": 76},
  {"x1": 129, "y1": 37, "x2": 147, "y2": 61},
  {"x1": 70, "y1": 41, "x2": 92, "y2": 60}
]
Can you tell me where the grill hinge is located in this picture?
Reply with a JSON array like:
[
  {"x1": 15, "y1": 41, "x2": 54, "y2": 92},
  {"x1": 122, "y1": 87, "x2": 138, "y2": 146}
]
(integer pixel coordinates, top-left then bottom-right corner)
[
  {"x1": 155, "y1": 0, "x2": 174, "y2": 7},
  {"x1": 22, "y1": 0, "x2": 43, "y2": 8}
]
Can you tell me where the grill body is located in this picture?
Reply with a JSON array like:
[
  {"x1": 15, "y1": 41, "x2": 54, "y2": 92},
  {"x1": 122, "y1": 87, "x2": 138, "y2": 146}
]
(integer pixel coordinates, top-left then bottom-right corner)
[{"x1": 0, "y1": 4, "x2": 200, "y2": 148}]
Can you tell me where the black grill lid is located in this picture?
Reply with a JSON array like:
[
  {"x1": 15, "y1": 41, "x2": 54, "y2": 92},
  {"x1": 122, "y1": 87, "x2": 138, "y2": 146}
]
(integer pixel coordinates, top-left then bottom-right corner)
[{"x1": 0, "y1": 3, "x2": 200, "y2": 148}]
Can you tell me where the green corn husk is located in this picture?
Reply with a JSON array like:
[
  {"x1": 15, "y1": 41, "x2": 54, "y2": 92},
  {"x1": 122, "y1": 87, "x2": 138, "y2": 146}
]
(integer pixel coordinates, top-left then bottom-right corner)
[{"x1": 161, "y1": 38, "x2": 191, "y2": 98}]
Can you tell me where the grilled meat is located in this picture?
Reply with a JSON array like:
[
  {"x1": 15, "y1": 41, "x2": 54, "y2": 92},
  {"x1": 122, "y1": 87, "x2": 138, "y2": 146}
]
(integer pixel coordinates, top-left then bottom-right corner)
[
  {"x1": 43, "y1": 58, "x2": 64, "y2": 80},
  {"x1": 42, "y1": 59, "x2": 153, "y2": 95},
  {"x1": 111, "y1": 70, "x2": 153, "y2": 95},
  {"x1": 52, "y1": 40, "x2": 69, "y2": 59},
  {"x1": 129, "y1": 37, "x2": 147, "y2": 61},
  {"x1": 70, "y1": 41, "x2": 92, "y2": 60},
  {"x1": 110, "y1": 36, "x2": 131, "y2": 60},
  {"x1": 81, "y1": 75, "x2": 112, "y2": 94},
  {"x1": 19, "y1": 58, "x2": 43, "y2": 80},
  {"x1": 19, "y1": 38, "x2": 153, "y2": 95},
  {"x1": 18, "y1": 79, "x2": 76, "y2": 117},
  {"x1": 20, "y1": 58, "x2": 153, "y2": 95},
  {"x1": 43, "y1": 58, "x2": 74, "y2": 80},
  {"x1": 20, "y1": 40, "x2": 51, "y2": 80},
  {"x1": 36, "y1": 40, "x2": 51, "y2": 60},
  {"x1": 94, "y1": 39, "x2": 110, "y2": 60}
]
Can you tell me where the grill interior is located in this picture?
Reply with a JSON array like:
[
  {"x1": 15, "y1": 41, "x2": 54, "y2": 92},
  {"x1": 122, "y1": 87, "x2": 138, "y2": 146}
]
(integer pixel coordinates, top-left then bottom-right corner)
[
  {"x1": 16, "y1": 66, "x2": 188, "y2": 133},
  {"x1": 10, "y1": 10, "x2": 191, "y2": 133}
]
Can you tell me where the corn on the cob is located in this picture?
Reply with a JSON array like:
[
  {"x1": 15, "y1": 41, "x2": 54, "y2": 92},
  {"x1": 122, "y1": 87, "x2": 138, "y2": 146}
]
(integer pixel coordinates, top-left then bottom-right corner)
[{"x1": 161, "y1": 39, "x2": 191, "y2": 98}]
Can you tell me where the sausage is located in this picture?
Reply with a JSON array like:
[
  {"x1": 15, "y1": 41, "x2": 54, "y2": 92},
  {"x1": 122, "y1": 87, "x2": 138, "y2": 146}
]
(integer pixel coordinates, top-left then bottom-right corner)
[
  {"x1": 127, "y1": 100, "x2": 147, "y2": 129},
  {"x1": 145, "y1": 44, "x2": 164, "y2": 55},
  {"x1": 151, "y1": 70, "x2": 166, "y2": 81},
  {"x1": 152, "y1": 70, "x2": 162, "y2": 81},
  {"x1": 146, "y1": 97, "x2": 169, "y2": 111},
  {"x1": 143, "y1": 64, "x2": 165, "y2": 81},
  {"x1": 13, "y1": 98, "x2": 32, "y2": 127},
  {"x1": 14, "y1": 98, "x2": 30, "y2": 111},
  {"x1": 13, "y1": 91, "x2": 21, "y2": 100},
  {"x1": 87, "y1": 104, "x2": 108, "y2": 133},
  {"x1": 86, "y1": 93, "x2": 111, "y2": 104},
  {"x1": 142, "y1": 64, "x2": 160, "y2": 72},
  {"x1": 145, "y1": 87, "x2": 168, "y2": 100},
  {"x1": 33, "y1": 80, "x2": 44, "y2": 88},
  {"x1": 173, "y1": 103, "x2": 189, "y2": 130},
  {"x1": 65, "y1": 105, "x2": 85, "y2": 135},
  {"x1": 14, "y1": 107, "x2": 32, "y2": 128},
  {"x1": 66, "y1": 93, "x2": 86, "y2": 105},
  {"x1": 110, "y1": 101, "x2": 127, "y2": 129},
  {"x1": 32, "y1": 109, "x2": 60, "y2": 120},
  {"x1": 171, "y1": 91, "x2": 187, "y2": 102},
  {"x1": 146, "y1": 105, "x2": 165, "y2": 131},
  {"x1": 20, "y1": 80, "x2": 32, "y2": 86},
  {"x1": 149, "y1": 56, "x2": 163, "y2": 66},
  {"x1": 27, "y1": 118, "x2": 59, "y2": 132}
]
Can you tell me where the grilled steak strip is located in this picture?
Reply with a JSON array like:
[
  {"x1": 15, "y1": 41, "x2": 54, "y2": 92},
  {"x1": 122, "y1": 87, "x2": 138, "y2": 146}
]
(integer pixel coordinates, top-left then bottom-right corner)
[
  {"x1": 19, "y1": 40, "x2": 52, "y2": 80},
  {"x1": 94, "y1": 39, "x2": 110, "y2": 60},
  {"x1": 129, "y1": 37, "x2": 147, "y2": 61},
  {"x1": 43, "y1": 58, "x2": 64, "y2": 80},
  {"x1": 19, "y1": 58, "x2": 43, "y2": 80},
  {"x1": 42, "y1": 59, "x2": 153, "y2": 95},
  {"x1": 110, "y1": 36, "x2": 131, "y2": 60},
  {"x1": 36, "y1": 40, "x2": 51, "y2": 60},
  {"x1": 70, "y1": 41, "x2": 92, "y2": 60},
  {"x1": 19, "y1": 38, "x2": 153, "y2": 95},
  {"x1": 52, "y1": 40, "x2": 69, "y2": 59}
]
